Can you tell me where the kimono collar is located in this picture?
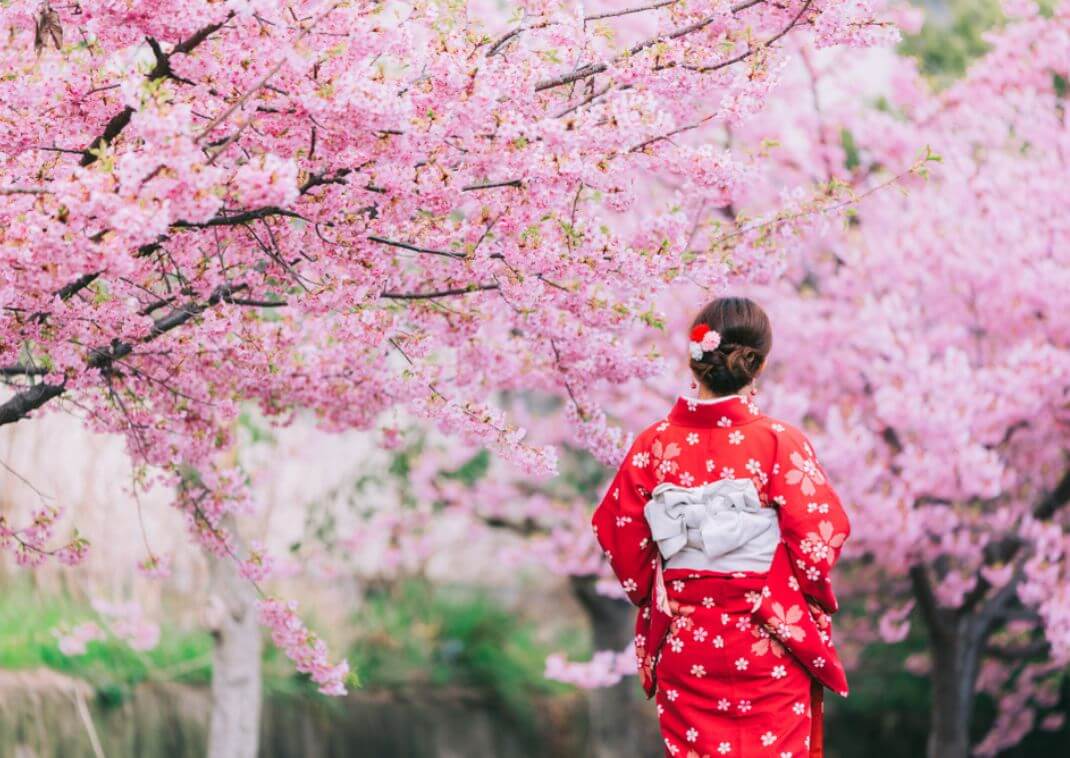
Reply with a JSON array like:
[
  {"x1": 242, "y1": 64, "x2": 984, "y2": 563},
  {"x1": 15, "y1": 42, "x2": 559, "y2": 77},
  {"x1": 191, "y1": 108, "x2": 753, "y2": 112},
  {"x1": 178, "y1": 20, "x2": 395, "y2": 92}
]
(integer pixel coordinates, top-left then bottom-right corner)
[{"x1": 667, "y1": 394, "x2": 761, "y2": 428}]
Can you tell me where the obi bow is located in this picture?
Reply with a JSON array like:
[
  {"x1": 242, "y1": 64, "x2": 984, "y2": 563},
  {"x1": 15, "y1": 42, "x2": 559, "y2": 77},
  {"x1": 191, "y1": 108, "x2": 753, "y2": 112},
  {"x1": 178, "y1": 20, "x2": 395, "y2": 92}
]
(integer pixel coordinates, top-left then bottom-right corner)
[{"x1": 643, "y1": 479, "x2": 774, "y2": 562}]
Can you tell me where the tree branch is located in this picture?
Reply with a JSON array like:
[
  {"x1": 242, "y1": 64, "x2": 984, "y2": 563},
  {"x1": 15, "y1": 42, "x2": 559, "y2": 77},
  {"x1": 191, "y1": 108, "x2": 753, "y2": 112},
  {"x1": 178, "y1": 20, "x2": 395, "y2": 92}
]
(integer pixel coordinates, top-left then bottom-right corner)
[
  {"x1": 1034, "y1": 468, "x2": 1070, "y2": 519},
  {"x1": 984, "y1": 639, "x2": 1051, "y2": 661},
  {"x1": 910, "y1": 564, "x2": 950, "y2": 641},
  {"x1": 461, "y1": 179, "x2": 523, "y2": 191},
  {"x1": 300, "y1": 168, "x2": 353, "y2": 193},
  {"x1": 0, "y1": 283, "x2": 251, "y2": 427},
  {"x1": 0, "y1": 381, "x2": 65, "y2": 425},
  {"x1": 194, "y1": 5, "x2": 336, "y2": 145},
  {"x1": 683, "y1": 0, "x2": 812, "y2": 75},
  {"x1": 380, "y1": 284, "x2": 499, "y2": 300},
  {"x1": 79, "y1": 107, "x2": 134, "y2": 166},
  {"x1": 0, "y1": 366, "x2": 49, "y2": 377},
  {"x1": 79, "y1": 14, "x2": 234, "y2": 166},
  {"x1": 533, "y1": 0, "x2": 766, "y2": 91},
  {"x1": 586, "y1": 1, "x2": 678, "y2": 23},
  {"x1": 56, "y1": 272, "x2": 102, "y2": 301},
  {"x1": 172, "y1": 206, "x2": 306, "y2": 228},
  {"x1": 368, "y1": 236, "x2": 467, "y2": 260},
  {"x1": 486, "y1": 21, "x2": 552, "y2": 57},
  {"x1": 0, "y1": 186, "x2": 51, "y2": 195},
  {"x1": 955, "y1": 469, "x2": 1070, "y2": 630}
]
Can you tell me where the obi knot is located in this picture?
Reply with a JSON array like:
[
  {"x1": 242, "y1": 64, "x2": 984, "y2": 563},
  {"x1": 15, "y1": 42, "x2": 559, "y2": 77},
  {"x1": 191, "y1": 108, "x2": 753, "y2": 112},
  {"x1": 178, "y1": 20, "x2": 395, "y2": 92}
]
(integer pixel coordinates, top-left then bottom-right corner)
[{"x1": 643, "y1": 479, "x2": 778, "y2": 572}]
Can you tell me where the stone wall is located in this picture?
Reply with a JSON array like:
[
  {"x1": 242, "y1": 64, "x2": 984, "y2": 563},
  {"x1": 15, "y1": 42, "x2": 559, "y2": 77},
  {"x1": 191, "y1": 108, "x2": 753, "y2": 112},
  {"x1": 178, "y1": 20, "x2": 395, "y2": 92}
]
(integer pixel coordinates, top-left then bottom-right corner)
[{"x1": 0, "y1": 670, "x2": 593, "y2": 758}]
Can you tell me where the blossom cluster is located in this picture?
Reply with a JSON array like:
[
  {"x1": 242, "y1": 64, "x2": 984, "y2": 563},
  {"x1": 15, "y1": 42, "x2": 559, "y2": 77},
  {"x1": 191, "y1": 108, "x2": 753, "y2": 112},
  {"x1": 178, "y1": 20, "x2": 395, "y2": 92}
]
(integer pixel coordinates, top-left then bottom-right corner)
[
  {"x1": 0, "y1": 507, "x2": 88, "y2": 568},
  {"x1": 257, "y1": 597, "x2": 350, "y2": 696},
  {"x1": 0, "y1": 0, "x2": 898, "y2": 692},
  {"x1": 544, "y1": 647, "x2": 636, "y2": 688},
  {"x1": 730, "y1": 8, "x2": 1070, "y2": 751},
  {"x1": 53, "y1": 599, "x2": 160, "y2": 656}
]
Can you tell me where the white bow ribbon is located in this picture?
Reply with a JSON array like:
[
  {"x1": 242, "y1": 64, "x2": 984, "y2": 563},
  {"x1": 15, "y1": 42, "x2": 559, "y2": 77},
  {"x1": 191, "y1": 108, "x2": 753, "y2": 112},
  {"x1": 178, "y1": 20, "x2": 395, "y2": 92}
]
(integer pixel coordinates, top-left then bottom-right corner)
[{"x1": 644, "y1": 479, "x2": 774, "y2": 562}]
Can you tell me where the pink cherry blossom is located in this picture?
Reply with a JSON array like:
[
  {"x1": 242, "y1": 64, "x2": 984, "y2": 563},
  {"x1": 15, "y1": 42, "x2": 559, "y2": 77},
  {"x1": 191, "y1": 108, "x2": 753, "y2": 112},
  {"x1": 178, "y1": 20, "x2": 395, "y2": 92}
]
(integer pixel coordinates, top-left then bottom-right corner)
[
  {"x1": 54, "y1": 622, "x2": 106, "y2": 656},
  {"x1": 257, "y1": 597, "x2": 349, "y2": 696}
]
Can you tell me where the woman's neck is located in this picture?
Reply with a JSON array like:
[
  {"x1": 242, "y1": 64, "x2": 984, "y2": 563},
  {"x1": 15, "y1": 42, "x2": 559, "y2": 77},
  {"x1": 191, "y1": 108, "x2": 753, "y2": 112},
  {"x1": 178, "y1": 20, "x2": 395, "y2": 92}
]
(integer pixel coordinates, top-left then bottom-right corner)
[{"x1": 696, "y1": 386, "x2": 748, "y2": 401}]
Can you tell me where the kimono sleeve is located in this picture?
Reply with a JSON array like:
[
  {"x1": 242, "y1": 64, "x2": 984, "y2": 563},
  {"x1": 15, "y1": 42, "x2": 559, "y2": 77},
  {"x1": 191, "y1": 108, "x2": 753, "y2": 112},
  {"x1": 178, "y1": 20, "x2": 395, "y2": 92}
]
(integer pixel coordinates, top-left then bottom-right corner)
[
  {"x1": 768, "y1": 425, "x2": 851, "y2": 614},
  {"x1": 591, "y1": 434, "x2": 659, "y2": 607}
]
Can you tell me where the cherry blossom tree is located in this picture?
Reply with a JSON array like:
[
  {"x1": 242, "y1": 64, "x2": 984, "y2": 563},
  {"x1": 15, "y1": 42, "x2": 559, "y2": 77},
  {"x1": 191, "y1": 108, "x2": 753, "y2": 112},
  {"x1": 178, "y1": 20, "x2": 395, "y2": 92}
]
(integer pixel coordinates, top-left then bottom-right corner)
[
  {"x1": 742, "y1": 5, "x2": 1070, "y2": 755},
  {"x1": 496, "y1": 3, "x2": 1070, "y2": 756},
  {"x1": 0, "y1": 0, "x2": 897, "y2": 706}
]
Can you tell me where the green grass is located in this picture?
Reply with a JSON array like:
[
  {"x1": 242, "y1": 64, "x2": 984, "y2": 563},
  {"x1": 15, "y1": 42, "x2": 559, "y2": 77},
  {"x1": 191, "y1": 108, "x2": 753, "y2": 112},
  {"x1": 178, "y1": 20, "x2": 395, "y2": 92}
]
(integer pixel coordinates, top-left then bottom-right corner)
[
  {"x1": 0, "y1": 574, "x2": 587, "y2": 720},
  {"x1": 348, "y1": 580, "x2": 586, "y2": 724},
  {"x1": 0, "y1": 578, "x2": 354, "y2": 703},
  {"x1": 0, "y1": 578, "x2": 213, "y2": 705}
]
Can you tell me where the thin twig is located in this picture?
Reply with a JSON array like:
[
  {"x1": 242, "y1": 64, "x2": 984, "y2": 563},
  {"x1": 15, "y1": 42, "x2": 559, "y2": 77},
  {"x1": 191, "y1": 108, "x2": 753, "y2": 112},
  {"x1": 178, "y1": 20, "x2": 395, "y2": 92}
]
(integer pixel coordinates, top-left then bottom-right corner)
[
  {"x1": 196, "y1": 4, "x2": 338, "y2": 144},
  {"x1": 534, "y1": 0, "x2": 766, "y2": 91},
  {"x1": 381, "y1": 284, "x2": 499, "y2": 300},
  {"x1": 586, "y1": 0, "x2": 677, "y2": 23},
  {"x1": 368, "y1": 236, "x2": 467, "y2": 260}
]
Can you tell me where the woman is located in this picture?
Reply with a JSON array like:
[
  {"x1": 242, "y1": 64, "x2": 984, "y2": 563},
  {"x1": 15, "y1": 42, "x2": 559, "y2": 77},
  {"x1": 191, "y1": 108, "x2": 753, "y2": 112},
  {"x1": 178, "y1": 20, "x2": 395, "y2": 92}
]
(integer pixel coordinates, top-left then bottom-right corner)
[{"x1": 591, "y1": 297, "x2": 850, "y2": 758}]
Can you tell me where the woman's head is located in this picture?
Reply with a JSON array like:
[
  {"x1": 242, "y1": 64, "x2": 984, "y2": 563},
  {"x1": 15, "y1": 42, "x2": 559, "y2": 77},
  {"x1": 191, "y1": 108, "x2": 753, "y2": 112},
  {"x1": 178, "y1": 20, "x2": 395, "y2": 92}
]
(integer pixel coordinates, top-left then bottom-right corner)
[{"x1": 689, "y1": 297, "x2": 772, "y2": 396}]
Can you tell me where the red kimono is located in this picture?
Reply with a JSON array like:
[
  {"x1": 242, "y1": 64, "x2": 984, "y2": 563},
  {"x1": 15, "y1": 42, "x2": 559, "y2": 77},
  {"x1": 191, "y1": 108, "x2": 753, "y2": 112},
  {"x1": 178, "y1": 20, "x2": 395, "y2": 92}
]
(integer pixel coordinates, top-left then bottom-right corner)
[{"x1": 591, "y1": 395, "x2": 850, "y2": 758}]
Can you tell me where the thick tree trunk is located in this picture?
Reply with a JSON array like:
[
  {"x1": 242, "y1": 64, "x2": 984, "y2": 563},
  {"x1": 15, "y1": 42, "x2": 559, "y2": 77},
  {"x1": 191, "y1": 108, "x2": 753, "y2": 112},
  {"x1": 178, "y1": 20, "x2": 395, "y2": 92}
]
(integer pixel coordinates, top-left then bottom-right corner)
[
  {"x1": 206, "y1": 553, "x2": 262, "y2": 758},
  {"x1": 926, "y1": 617, "x2": 985, "y2": 758},
  {"x1": 570, "y1": 576, "x2": 661, "y2": 758}
]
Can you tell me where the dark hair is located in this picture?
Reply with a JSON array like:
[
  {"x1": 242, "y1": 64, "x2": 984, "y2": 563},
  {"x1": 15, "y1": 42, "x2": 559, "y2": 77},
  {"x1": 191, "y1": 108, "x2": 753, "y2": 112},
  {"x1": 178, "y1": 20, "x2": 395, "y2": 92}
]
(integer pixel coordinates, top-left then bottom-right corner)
[{"x1": 689, "y1": 297, "x2": 772, "y2": 395}]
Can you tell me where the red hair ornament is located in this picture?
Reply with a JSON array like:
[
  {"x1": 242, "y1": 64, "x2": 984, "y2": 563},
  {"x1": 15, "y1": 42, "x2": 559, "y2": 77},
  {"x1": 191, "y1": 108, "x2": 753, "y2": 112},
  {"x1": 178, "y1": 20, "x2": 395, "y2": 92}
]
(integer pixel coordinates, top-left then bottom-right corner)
[{"x1": 688, "y1": 324, "x2": 721, "y2": 361}]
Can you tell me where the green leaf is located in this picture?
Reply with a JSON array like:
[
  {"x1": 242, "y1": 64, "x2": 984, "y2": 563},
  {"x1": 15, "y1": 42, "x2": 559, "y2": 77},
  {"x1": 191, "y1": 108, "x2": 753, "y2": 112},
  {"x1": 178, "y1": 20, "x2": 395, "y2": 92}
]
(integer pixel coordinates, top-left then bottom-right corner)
[
  {"x1": 639, "y1": 307, "x2": 665, "y2": 330},
  {"x1": 1054, "y1": 73, "x2": 1068, "y2": 100},
  {"x1": 840, "y1": 128, "x2": 861, "y2": 171}
]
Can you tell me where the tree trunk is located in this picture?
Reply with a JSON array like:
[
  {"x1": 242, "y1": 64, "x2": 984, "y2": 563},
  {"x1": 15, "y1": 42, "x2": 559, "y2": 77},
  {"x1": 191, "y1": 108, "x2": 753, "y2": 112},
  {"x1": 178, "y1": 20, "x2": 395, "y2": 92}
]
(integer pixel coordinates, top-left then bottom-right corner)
[
  {"x1": 570, "y1": 576, "x2": 661, "y2": 758},
  {"x1": 207, "y1": 553, "x2": 262, "y2": 758},
  {"x1": 926, "y1": 617, "x2": 985, "y2": 758}
]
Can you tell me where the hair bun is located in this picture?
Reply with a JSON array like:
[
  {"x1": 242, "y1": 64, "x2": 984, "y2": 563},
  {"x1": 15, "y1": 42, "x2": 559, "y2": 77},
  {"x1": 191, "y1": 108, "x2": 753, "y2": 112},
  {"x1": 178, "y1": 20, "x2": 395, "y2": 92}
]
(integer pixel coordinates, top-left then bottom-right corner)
[
  {"x1": 687, "y1": 297, "x2": 771, "y2": 395},
  {"x1": 722, "y1": 343, "x2": 763, "y2": 380}
]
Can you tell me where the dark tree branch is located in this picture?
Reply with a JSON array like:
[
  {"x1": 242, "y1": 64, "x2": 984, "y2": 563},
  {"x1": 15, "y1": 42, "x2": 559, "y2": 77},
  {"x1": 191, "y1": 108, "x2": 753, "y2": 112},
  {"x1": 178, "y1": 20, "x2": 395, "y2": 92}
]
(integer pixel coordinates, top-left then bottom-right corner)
[
  {"x1": 0, "y1": 366, "x2": 49, "y2": 377},
  {"x1": 984, "y1": 639, "x2": 1051, "y2": 661},
  {"x1": 368, "y1": 236, "x2": 467, "y2": 260},
  {"x1": 975, "y1": 565, "x2": 1024, "y2": 629},
  {"x1": 461, "y1": 179, "x2": 523, "y2": 191},
  {"x1": 1034, "y1": 468, "x2": 1070, "y2": 519},
  {"x1": 881, "y1": 425, "x2": 904, "y2": 454},
  {"x1": 21, "y1": 270, "x2": 104, "y2": 325},
  {"x1": 0, "y1": 381, "x2": 65, "y2": 425},
  {"x1": 300, "y1": 168, "x2": 353, "y2": 193},
  {"x1": 172, "y1": 14, "x2": 234, "y2": 55},
  {"x1": 381, "y1": 284, "x2": 499, "y2": 300},
  {"x1": 80, "y1": 107, "x2": 134, "y2": 166},
  {"x1": 133, "y1": 203, "x2": 308, "y2": 261},
  {"x1": 962, "y1": 469, "x2": 1070, "y2": 614},
  {"x1": 910, "y1": 564, "x2": 949, "y2": 640},
  {"x1": 172, "y1": 206, "x2": 306, "y2": 228},
  {"x1": 486, "y1": 20, "x2": 554, "y2": 57},
  {"x1": 145, "y1": 37, "x2": 195, "y2": 85},
  {"x1": 79, "y1": 14, "x2": 234, "y2": 166},
  {"x1": 482, "y1": 515, "x2": 545, "y2": 536},
  {"x1": 56, "y1": 272, "x2": 102, "y2": 301},
  {"x1": 224, "y1": 296, "x2": 287, "y2": 308},
  {"x1": 0, "y1": 283, "x2": 251, "y2": 427}
]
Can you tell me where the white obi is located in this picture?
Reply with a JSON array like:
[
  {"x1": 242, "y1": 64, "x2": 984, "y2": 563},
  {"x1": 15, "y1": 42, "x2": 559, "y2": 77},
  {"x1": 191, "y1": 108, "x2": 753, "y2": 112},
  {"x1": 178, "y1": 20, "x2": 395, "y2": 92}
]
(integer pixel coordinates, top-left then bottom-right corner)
[{"x1": 643, "y1": 479, "x2": 779, "y2": 573}]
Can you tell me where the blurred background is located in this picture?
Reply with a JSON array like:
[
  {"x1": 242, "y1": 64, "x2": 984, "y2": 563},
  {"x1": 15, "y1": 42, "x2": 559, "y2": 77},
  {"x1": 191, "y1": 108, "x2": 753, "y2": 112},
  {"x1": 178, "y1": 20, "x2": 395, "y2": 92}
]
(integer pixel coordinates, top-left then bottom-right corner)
[{"x1": 2, "y1": 0, "x2": 1069, "y2": 756}]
